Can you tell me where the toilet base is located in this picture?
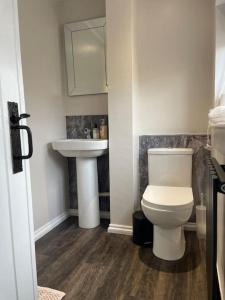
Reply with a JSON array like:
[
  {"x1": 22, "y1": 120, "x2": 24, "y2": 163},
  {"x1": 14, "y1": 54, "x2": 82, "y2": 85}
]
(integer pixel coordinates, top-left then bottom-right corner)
[{"x1": 153, "y1": 225, "x2": 185, "y2": 261}]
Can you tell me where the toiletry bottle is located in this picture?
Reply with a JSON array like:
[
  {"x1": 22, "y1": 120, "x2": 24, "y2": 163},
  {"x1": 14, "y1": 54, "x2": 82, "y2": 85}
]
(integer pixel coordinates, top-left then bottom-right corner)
[
  {"x1": 92, "y1": 124, "x2": 100, "y2": 139},
  {"x1": 99, "y1": 119, "x2": 108, "y2": 139}
]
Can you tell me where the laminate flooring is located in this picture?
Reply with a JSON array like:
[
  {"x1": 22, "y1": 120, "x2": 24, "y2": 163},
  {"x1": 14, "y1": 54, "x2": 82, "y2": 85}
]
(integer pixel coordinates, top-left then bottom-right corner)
[{"x1": 36, "y1": 217, "x2": 207, "y2": 300}]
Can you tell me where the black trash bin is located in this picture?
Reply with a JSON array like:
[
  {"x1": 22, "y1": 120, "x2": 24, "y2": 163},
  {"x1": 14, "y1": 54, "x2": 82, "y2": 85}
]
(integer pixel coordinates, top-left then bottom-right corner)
[{"x1": 133, "y1": 210, "x2": 153, "y2": 246}]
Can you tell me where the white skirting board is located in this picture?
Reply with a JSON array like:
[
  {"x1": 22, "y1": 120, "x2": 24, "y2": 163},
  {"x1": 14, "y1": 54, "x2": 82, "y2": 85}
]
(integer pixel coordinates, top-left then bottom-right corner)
[
  {"x1": 108, "y1": 222, "x2": 196, "y2": 236},
  {"x1": 108, "y1": 224, "x2": 133, "y2": 235},
  {"x1": 35, "y1": 209, "x2": 196, "y2": 241},
  {"x1": 34, "y1": 209, "x2": 110, "y2": 241},
  {"x1": 34, "y1": 211, "x2": 68, "y2": 241}
]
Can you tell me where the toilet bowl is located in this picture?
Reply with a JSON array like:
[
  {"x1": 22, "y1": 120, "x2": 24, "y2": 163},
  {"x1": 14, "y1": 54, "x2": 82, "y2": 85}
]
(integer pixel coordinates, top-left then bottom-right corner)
[
  {"x1": 141, "y1": 148, "x2": 194, "y2": 261},
  {"x1": 141, "y1": 185, "x2": 193, "y2": 261}
]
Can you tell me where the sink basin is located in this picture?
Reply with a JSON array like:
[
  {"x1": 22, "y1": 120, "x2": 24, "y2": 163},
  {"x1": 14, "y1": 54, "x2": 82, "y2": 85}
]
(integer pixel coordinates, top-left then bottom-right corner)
[
  {"x1": 52, "y1": 139, "x2": 108, "y2": 158},
  {"x1": 52, "y1": 138, "x2": 109, "y2": 229}
]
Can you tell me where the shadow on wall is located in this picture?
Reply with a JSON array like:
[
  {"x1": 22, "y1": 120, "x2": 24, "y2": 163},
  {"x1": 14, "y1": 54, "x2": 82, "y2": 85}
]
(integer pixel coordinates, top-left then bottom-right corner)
[
  {"x1": 47, "y1": 143, "x2": 69, "y2": 208},
  {"x1": 139, "y1": 135, "x2": 209, "y2": 222}
]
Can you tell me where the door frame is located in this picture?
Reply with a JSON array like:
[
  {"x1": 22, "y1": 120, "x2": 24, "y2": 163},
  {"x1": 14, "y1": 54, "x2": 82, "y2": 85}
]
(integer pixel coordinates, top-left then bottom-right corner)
[{"x1": 0, "y1": 0, "x2": 37, "y2": 298}]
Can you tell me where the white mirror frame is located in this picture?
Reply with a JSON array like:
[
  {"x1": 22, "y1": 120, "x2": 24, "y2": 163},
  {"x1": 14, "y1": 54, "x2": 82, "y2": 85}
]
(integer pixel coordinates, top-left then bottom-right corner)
[{"x1": 64, "y1": 17, "x2": 108, "y2": 96}]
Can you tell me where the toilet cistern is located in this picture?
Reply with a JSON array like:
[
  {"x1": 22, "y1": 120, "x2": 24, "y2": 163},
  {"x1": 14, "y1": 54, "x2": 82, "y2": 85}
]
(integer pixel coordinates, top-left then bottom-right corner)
[{"x1": 52, "y1": 139, "x2": 108, "y2": 228}]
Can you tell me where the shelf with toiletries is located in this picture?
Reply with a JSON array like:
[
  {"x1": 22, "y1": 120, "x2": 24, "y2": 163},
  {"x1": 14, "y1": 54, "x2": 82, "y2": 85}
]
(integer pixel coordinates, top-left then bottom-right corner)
[
  {"x1": 92, "y1": 119, "x2": 108, "y2": 140},
  {"x1": 91, "y1": 119, "x2": 108, "y2": 140}
]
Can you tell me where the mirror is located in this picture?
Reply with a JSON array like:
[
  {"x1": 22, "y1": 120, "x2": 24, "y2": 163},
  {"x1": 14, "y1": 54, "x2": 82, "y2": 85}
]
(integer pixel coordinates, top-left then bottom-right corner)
[{"x1": 64, "y1": 17, "x2": 107, "y2": 96}]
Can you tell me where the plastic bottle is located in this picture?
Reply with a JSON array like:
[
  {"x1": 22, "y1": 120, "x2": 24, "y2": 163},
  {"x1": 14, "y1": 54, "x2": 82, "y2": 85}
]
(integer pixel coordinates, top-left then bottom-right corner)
[
  {"x1": 92, "y1": 124, "x2": 100, "y2": 139},
  {"x1": 99, "y1": 119, "x2": 108, "y2": 139}
]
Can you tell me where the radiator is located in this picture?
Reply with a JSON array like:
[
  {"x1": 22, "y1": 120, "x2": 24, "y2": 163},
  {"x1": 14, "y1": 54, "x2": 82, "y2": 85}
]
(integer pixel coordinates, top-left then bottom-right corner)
[{"x1": 207, "y1": 157, "x2": 225, "y2": 300}]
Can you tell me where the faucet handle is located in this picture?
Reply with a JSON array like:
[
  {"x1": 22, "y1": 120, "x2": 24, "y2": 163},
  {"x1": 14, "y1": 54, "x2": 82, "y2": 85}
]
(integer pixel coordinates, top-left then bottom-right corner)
[{"x1": 84, "y1": 128, "x2": 91, "y2": 139}]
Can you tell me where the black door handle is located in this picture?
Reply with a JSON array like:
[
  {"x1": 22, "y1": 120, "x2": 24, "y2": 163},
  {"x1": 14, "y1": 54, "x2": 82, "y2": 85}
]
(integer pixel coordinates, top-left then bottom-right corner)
[
  {"x1": 8, "y1": 102, "x2": 33, "y2": 173},
  {"x1": 11, "y1": 125, "x2": 33, "y2": 159},
  {"x1": 10, "y1": 113, "x2": 31, "y2": 124}
]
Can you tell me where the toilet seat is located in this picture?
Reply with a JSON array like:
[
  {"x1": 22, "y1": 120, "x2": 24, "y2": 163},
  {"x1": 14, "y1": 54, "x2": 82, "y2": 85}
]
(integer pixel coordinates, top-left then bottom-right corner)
[{"x1": 142, "y1": 185, "x2": 193, "y2": 211}]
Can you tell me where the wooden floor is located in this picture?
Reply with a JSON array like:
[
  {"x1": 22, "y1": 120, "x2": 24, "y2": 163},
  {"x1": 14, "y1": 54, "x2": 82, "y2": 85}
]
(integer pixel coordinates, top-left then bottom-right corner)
[{"x1": 36, "y1": 217, "x2": 207, "y2": 300}]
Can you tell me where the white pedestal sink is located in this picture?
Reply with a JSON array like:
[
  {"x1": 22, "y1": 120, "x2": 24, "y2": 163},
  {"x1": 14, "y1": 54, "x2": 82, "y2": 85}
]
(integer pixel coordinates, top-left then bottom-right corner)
[{"x1": 52, "y1": 139, "x2": 108, "y2": 228}]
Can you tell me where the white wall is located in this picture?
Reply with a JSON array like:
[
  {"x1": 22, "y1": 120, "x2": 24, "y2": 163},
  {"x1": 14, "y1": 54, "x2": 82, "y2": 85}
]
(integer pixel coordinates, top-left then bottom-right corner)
[
  {"x1": 133, "y1": 0, "x2": 214, "y2": 135},
  {"x1": 106, "y1": 0, "x2": 139, "y2": 229},
  {"x1": 215, "y1": 4, "x2": 225, "y2": 103},
  {"x1": 57, "y1": 0, "x2": 108, "y2": 116},
  {"x1": 18, "y1": 0, "x2": 68, "y2": 231},
  {"x1": 18, "y1": 0, "x2": 107, "y2": 232},
  {"x1": 18, "y1": 0, "x2": 214, "y2": 233},
  {"x1": 106, "y1": 0, "x2": 214, "y2": 230},
  {"x1": 216, "y1": 0, "x2": 225, "y2": 6}
]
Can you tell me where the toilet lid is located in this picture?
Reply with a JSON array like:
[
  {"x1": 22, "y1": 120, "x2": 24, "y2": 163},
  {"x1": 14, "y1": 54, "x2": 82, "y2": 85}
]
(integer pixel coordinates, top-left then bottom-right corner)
[{"x1": 142, "y1": 185, "x2": 193, "y2": 210}]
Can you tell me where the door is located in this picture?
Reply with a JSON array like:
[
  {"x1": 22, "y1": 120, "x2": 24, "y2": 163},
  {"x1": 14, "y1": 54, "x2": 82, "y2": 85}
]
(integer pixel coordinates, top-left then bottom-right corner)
[{"x1": 0, "y1": 0, "x2": 37, "y2": 299}]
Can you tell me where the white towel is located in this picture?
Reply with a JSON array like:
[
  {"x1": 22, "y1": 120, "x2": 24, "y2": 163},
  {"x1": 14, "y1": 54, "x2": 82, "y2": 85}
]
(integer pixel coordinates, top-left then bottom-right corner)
[{"x1": 208, "y1": 105, "x2": 225, "y2": 127}]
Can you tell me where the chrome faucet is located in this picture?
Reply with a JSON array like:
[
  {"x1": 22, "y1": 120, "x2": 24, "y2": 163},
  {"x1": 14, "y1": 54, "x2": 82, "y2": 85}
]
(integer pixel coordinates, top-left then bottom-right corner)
[{"x1": 84, "y1": 128, "x2": 91, "y2": 139}]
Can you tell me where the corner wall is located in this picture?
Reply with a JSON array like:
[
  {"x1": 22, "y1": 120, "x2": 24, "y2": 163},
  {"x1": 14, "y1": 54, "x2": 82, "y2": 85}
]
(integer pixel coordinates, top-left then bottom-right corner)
[
  {"x1": 18, "y1": 0, "x2": 108, "y2": 233},
  {"x1": 106, "y1": 0, "x2": 138, "y2": 231}
]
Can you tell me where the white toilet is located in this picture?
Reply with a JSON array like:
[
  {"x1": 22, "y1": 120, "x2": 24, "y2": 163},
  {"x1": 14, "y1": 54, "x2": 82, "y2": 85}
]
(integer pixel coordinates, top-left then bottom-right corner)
[{"x1": 141, "y1": 148, "x2": 194, "y2": 261}]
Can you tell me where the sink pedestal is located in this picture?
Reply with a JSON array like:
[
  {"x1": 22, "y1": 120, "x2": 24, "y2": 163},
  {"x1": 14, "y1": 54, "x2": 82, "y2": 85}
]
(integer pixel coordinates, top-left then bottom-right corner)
[
  {"x1": 52, "y1": 138, "x2": 108, "y2": 229},
  {"x1": 76, "y1": 157, "x2": 100, "y2": 228}
]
